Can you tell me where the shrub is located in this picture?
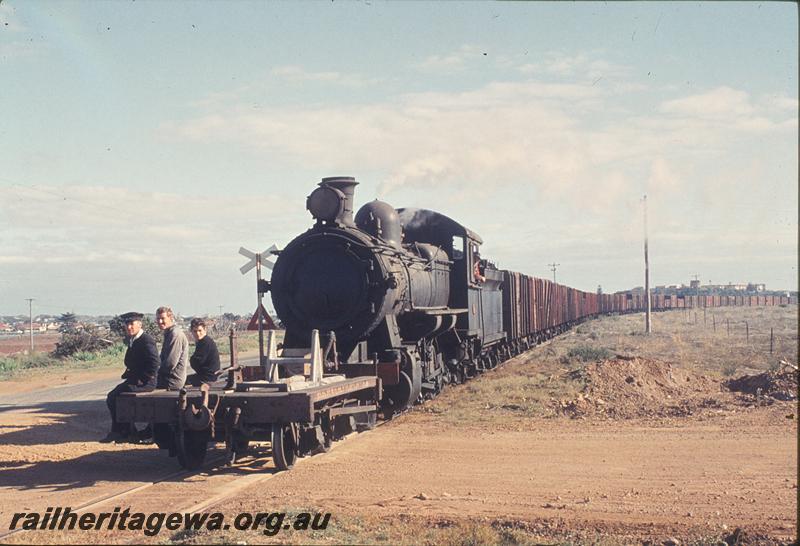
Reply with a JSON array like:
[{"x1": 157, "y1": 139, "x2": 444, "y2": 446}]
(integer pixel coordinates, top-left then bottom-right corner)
[
  {"x1": 53, "y1": 324, "x2": 113, "y2": 358},
  {"x1": 721, "y1": 362, "x2": 738, "y2": 377},
  {"x1": 0, "y1": 353, "x2": 57, "y2": 376},
  {"x1": 567, "y1": 345, "x2": 613, "y2": 362}
]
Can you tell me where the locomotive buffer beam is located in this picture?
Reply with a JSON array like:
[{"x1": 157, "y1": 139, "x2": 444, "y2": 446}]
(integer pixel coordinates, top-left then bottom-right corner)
[{"x1": 341, "y1": 360, "x2": 399, "y2": 386}]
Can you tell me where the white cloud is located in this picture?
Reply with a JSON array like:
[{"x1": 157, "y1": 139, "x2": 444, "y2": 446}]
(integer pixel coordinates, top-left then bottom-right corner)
[
  {"x1": 270, "y1": 65, "x2": 381, "y2": 87},
  {"x1": 517, "y1": 51, "x2": 632, "y2": 82},
  {"x1": 659, "y1": 86, "x2": 755, "y2": 118},
  {"x1": 415, "y1": 45, "x2": 485, "y2": 73},
  {"x1": 161, "y1": 79, "x2": 795, "y2": 217},
  {"x1": 759, "y1": 94, "x2": 799, "y2": 113},
  {"x1": 0, "y1": 184, "x2": 302, "y2": 267}
]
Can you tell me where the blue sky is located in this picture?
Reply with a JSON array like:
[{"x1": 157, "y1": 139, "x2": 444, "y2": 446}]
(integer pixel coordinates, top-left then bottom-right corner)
[{"x1": 1, "y1": 1, "x2": 797, "y2": 317}]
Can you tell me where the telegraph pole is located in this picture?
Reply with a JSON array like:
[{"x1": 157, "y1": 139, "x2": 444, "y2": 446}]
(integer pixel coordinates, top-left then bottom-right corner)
[
  {"x1": 218, "y1": 305, "x2": 224, "y2": 317},
  {"x1": 25, "y1": 298, "x2": 34, "y2": 352},
  {"x1": 548, "y1": 262, "x2": 560, "y2": 283},
  {"x1": 643, "y1": 195, "x2": 651, "y2": 333}
]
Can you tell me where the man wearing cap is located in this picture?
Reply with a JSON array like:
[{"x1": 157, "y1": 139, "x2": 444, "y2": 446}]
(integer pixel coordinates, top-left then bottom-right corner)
[
  {"x1": 101, "y1": 312, "x2": 160, "y2": 443},
  {"x1": 156, "y1": 306, "x2": 188, "y2": 390}
]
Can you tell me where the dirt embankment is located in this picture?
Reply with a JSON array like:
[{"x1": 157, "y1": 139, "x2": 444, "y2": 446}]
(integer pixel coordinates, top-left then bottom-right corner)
[{"x1": 556, "y1": 356, "x2": 798, "y2": 421}]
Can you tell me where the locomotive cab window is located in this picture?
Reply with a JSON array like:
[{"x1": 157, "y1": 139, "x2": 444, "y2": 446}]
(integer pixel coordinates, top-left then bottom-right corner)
[
  {"x1": 470, "y1": 243, "x2": 485, "y2": 285},
  {"x1": 451, "y1": 236, "x2": 464, "y2": 260}
]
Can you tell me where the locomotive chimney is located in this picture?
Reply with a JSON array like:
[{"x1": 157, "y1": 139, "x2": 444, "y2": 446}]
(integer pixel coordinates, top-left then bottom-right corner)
[{"x1": 320, "y1": 176, "x2": 358, "y2": 226}]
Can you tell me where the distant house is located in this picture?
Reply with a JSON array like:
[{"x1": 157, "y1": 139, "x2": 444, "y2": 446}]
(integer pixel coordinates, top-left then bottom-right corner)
[
  {"x1": 20, "y1": 323, "x2": 47, "y2": 333},
  {"x1": 0, "y1": 323, "x2": 13, "y2": 333}
]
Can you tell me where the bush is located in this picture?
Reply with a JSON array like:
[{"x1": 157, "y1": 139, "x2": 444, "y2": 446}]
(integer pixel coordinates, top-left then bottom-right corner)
[
  {"x1": 53, "y1": 324, "x2": 114, "y2": 358},
  {"x1": 567, "y1": 345, "x2": 613, "y2": 362},
  {"x1": 721, "y1": 362, "x2": 738, "y2": 377},
  {"x1": 0, "y1": 353, "x2": 57, "y2": 376}
]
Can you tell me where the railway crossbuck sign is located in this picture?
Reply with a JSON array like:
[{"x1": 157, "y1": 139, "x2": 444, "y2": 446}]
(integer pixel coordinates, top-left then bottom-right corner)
[
  {"x1": 239, "y1": 244, "x2": 278, "y2": 365},
  {"x1": 239, "y1": 245, "x2": 277, "y2": 274}
]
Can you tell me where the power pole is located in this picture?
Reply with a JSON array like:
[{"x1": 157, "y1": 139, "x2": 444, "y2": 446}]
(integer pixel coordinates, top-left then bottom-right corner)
[
  {"x1": 218, "y1": 305, "x2": 224, "y2": 317},
  {"x1": 643, "y1": 195, "x2": 651, "y2": 333},
  {"x1": 548, "y1": 262, "x2": 560, "y2": 283},
  {"x1": 25, "y1": 298, "x2": 34, "y2": 352}
]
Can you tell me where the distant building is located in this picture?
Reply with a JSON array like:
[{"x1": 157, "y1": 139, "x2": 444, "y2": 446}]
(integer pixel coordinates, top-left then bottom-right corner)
[
  {"x1": 624, "y1": 279, "x2": 775, "y2": 297},
  {"x1": 725, "y1": 283, "x2": 748, "y2": 291}
]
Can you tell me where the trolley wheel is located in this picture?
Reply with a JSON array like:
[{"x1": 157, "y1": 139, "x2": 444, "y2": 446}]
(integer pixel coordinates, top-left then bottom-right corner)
[
  {"x1": 225, "y1": 433, "x2": 250, "y2": 465},
  {"x1": 382, "y1": 371, "x2": 413, "y2": 417},
  {"x1": 271, "y1": 423, "x2": 298, "y2": 471},
  {"x1": 176, "y1": 429, "x2": 208, "y2": 470},
  {"x1": 234, "y1": 435, "x2": 250, "y2": 454}
]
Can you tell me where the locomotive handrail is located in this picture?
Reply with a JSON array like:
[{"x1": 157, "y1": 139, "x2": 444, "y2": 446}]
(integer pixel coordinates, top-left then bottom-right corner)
[{"x1": 412, "y1": 306, "x2": 468, "y2": 315}]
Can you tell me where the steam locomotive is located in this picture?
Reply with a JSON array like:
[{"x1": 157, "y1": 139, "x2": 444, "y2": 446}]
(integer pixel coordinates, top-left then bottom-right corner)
[{"x1": 270, "y1": 176, "x2": 586, "y2": 415}]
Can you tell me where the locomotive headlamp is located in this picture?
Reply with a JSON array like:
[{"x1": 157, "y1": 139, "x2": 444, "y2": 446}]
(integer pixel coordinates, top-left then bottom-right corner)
[{"x1": 306, "y1": 185, "x2": 346, "y2": 222}]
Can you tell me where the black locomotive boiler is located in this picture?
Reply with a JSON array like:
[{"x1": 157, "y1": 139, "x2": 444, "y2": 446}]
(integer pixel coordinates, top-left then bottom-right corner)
[{"x1": 271, "y1": 176, "x2": 505, "y2": 415}]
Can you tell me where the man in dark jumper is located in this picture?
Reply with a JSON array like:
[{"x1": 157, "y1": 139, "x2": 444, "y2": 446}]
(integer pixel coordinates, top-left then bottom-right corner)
[
  {"x1": 101, "y1": 311, "x2": 159, "y2": 443},
  {"x1": 186, "y1": 317, "x2": 221, "y2": 386}
]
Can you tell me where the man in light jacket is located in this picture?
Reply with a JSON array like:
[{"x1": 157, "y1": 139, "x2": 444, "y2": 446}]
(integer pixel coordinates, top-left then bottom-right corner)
[{"x1": 155, "y1": 306, "x2": 188, "y2": 389}]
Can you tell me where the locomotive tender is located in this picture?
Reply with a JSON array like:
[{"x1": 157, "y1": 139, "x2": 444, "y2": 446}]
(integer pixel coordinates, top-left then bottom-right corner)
[{"x1": 123, "y1": 175, "x2": 789, "y2": 471}]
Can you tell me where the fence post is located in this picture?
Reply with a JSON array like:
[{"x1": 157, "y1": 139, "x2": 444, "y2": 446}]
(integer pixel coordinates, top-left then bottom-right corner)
[
  {"x1": 770, "y1": 327, "x2": 773, "y2": 354},
  {"x1": 703, "y1": 307, "x2": 706, "y2": 325},
  {"x1": 745, "y1": 321, "x2": 749, "y2": 343},
  {"x1": 713, "y1": 314, "x2": 716, "y2": 332},
  {"x1": 727, "y1": 318, "x2": 730, "y2": 336}
]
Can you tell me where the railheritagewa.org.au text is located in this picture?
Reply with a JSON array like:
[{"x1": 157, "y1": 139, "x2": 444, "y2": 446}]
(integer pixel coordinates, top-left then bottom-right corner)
[{"x1": 8, "y1": 506, "x2": 331, "y2": 537}]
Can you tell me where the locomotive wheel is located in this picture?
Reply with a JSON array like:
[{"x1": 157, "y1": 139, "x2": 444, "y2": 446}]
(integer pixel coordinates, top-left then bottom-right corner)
[
  {"x1": 271, "y1": 423, "x2": 298, "y2": 471},
  {"x1": 176, "y1": 429, "x2": 208, "y2": 470},
  {"x1": 382, "y1": 371, "x2": 413, "y2": 417}
]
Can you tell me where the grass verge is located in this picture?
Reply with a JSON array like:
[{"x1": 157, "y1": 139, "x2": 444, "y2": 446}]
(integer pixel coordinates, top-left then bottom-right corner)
[{"x1": 0, "y1": 331, "x2": 270, "y2": 381}]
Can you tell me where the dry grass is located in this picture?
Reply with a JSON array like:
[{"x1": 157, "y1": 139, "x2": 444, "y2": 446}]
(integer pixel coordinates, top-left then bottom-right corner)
[
  {"x1": 421, "y1": 305, "x2": 798, "y2": 426},
  {"x1": 168, "y1": 509, "x2": 565, "y2": 545},
  {"x1": 168, "y1": 508, "x2": 740, "y2": 545}
]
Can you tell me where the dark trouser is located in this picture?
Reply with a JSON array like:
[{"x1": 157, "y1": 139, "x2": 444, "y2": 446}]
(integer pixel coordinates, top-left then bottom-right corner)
[
  {"x1": 106, "y1": 381, "x2": 155, "y2": 433},
  {"x1": 185, "y1": 373, "x2": 224, "y2": 388}
]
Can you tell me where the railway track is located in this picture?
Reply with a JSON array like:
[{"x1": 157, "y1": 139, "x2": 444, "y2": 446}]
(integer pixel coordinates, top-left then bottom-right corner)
[{"x1": 1, "y1": 422, "x2": 385, "y2": 544}]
